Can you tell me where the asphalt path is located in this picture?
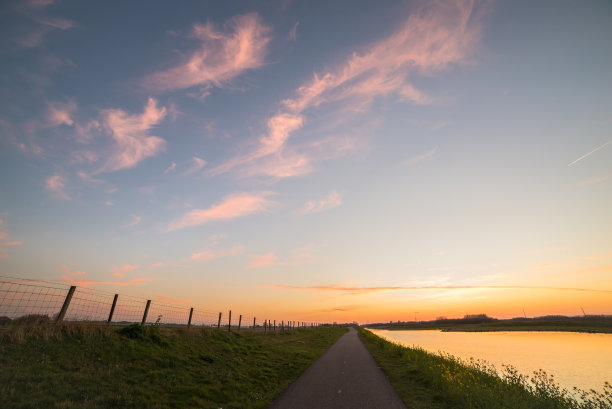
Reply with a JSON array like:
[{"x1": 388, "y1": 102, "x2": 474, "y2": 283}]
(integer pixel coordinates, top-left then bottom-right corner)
[{"x1": 269, "y1": 327, "x2": 407, "y2": 409}]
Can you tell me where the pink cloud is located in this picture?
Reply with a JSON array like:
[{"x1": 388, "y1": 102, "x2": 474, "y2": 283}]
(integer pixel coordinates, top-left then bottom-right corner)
[
  {"x1": 144, "y1": 13, "x2": 271, "y2": 92},
  {"x1": 71, "y1": 150, "x2": 98, "y2": 164},
  {"x1": 576, "y1": 172, "x2": 612, "y2": 187},
  {"x1": 99, "y1": 98, "x2": 167, "y2": 173},
  {"x1": 269, "y1": 284, "x2": 612, "y2": 295},
  {"x1": 0, "y1": 217, "x2": 22, "y2": 259},
  {"x1": 248, "y1": 252, "x2": 284, "y2": 268},
  {"x1": 59, "y1": 264, "x2": 154, "y2": 288},
  {"x1": 46, "y1": 100, "x2": 76, "y2": 127},
  {"x1": 288, "y1": 22, "x2": 299, "y2": 41},
  {"x1": 45, "y1": 174, "x2": 70, "y2": 199},
  {"x1": 210, "y1": 1, "x2": 483, "y2": 180},
  {"x1": 401, "y1": 147, "x2": 437, "y2": 167},
  {"x1": 163, "y1": 162, "x2": 176, "y2": 174},
  {"x1": 301, "y1": 191, "x2": 342, "y2": 214},
  {"x1": 208, "y1": 113, "x2": 305, "y2": 177},
  {"x1": 73, "y1": 119, "x2": 101, "y2": 144},
  {"x1": 11, "y1": 1, "x2": 75, "y2": 48},
  {"x1": 167, "y1": 191, "x2": 275, "y2": 231},
  {"x1": 190, "y1": 246, "x2": 244, "y2": 262},
  {"x1": 181, "y1": 156, "x2": 207, "y2": 176},
  {"x1": 111, "y1": 264, "x2": 139, "y2": 278},
  {"x1": 122, "y1": 215, "x2": 142, "y2": 228}
]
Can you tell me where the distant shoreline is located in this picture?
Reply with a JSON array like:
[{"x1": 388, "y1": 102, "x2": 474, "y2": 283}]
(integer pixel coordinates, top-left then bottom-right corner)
[{"x1": 364, "y1": 315, "x2": 612, "y2": 334}]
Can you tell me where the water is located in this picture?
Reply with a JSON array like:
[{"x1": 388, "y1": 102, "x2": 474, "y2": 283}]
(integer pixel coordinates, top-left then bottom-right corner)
[{"x1": 370, "y1": 329, "x2": 612, "y2": 394}]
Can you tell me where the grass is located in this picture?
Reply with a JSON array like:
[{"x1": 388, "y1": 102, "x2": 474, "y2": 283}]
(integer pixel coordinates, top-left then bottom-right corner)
[
  {"x1": 0, "y1": 322, "x2": 347, "y2": 409},
  {"x1": 358, "y1": 327, "x2": 612, "y2": 409}
]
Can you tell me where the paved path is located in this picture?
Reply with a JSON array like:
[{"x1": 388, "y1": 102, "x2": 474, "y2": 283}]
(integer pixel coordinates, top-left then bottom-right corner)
[{"x1": 269, "y1": 327, "x2": 407, "y2": 409}]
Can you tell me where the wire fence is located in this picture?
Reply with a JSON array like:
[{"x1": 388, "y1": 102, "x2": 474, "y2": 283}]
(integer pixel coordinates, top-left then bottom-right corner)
[{"x1": 0, "y1": 276, "x2": 319, "y2": 330}]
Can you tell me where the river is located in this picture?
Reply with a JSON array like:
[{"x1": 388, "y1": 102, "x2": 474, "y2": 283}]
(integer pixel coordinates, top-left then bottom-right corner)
[{"x1": 369, "y1": 329, "x2": 611, "y2": 394}]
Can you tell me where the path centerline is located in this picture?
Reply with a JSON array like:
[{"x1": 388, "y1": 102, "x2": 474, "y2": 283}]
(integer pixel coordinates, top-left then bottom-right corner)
[{"x1": 269, "y1": 327, "x2": 407, "y2": 409}]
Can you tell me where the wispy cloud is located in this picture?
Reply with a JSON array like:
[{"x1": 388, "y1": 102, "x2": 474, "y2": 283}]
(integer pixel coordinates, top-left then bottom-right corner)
[
  {"x1": 122, "y1": 215, "x2": 142, "y2": 228},
  {"x1": 45, "y1": 174, "x2": 70, "y2": 199},
  {"x1": 98, "y1": 98, "x2": 167, "y2": 173},
  {"x1": 143, "y1": 13, "x2": 271, "y2": 92},
  {"x1": 45, "y1": 100, "x2": 76, "y2": 127},
  {"x1": 167, "y1": 191, "x2": 275, "y2": 231},
  {"x1": 568, "y1": 139, "x2": 612, "y2": 166},
  {"x1": 210, "y1": 0, "x2": 484, "y2": 180},
  {"x1": 270, "y1": 284, "x2": 612, "y2": 295},
  {"x1": 248, "y1": 252, "x2": 285, "y2": 268},
  {"x1": 401, "y1": 147, "x2": 437, "y2": 167},
  {"x1": 181, "y1": 156, "x2": 207, "y2": 176},
  {"x1": 576, "y1": 172, "x2": 612, "y2": 186},
  {"x1": 301, "y1": 191, "x2": 342, "y2": 214},
  {"x1": 288, "y1": 22, "x2": 299, "y2": 41},
  {"x1": 59, "y1": 264, "x2": 154, "y2": 288},
  {"x1": 73, "y1": 120, "x2": 101, "y2": 144},
  {"x1": 190, "y1": 246, "x2": 244, "y2": 262},
  {"x1": 163, "y1": 162, "x2": 176, "y2": 174},
  {"x1": 0, "y1": 217, "x2": 23, "y2": 259},
  {"x1": 315, "y1": 305, "x2": 367, "y2": 313},
  {"x1": 10, "y1": 0, "x2": 75, "y2": 48},
  {"x1": 248, "y1": 244, "x2": 317, "y2": 268},
  {"x1": 71, "y1": 150, "x2": 98, "y2": 165},
  {"x1": 112, "y1": 264, "x2": 139, "y2": 278}
]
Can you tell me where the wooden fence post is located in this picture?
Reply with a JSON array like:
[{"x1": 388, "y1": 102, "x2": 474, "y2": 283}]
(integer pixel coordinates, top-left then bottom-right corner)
[
  {"x1": 264, "y1": 319, "x2": 267, "y2": 332},
  {"x1": 188, "y1": 307, "x2": 194, "y2": 327},
  {"x1": 282, "y1": 320, "x2": 284, "y2": 331},
  {"x1": 217, "y1": 312, "x2": 222, "y2": 329},
  {"x1": 55, "y1": 286, "x2": 76, "y2": 324},
  {"x1": 274, "y1": 320, "x2": 276, "y2": 331},
  {"x1": 238, "y1": 315, "x2": 242, "y2": 331},
  {"x1": 141, "y1": 300, "x2": 151, "y2": 325},
  {"x1": 228, "y1": 310, "x2": 232, "y2": 332},
  {"x1": 107, "y1": 294, "x2": 118, "y2": 325},
  {"x1": 253, "y1": 317, "x2": 256, "y2": 329}
]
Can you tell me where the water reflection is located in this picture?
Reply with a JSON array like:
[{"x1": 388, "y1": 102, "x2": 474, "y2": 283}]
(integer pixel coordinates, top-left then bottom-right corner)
[{"x1": 370, "y1": 329, "x2": 611, "y2": 394}]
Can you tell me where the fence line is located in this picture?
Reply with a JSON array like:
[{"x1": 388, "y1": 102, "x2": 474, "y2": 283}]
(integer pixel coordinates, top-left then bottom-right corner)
[{"x1": 0, "y1": 276, "x2": 322, "y2": 330}]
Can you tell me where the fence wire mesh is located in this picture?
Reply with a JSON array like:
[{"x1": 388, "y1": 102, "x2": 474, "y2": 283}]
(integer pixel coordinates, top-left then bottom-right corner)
[{"x1": 0, "y1": 276, "x2": 311, "y2": 329}]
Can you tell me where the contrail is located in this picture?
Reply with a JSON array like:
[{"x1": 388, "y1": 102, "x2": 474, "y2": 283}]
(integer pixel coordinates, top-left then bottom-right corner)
[
  {"x1": 568, "y1": 139, "x2": 612, "y2": 166},
  {"x1": 270, "y1": 284, "x2": 612, "y2": 294}
]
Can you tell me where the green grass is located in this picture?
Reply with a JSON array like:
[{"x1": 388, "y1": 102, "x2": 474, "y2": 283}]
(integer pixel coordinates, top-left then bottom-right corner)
[
  {"x1": 0, "y1": 322, "x2": 347, "y2": 409},
  {"x1": 358, "y1": 328, "x2": 612, "y2": 409}
]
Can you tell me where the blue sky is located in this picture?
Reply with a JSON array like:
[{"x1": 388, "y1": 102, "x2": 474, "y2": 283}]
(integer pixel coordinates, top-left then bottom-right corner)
[{"x1": 1, "y1": 0, "x2": 611, "y2": 322}]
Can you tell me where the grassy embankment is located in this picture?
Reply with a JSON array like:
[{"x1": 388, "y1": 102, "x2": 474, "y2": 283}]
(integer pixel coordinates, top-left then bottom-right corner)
[
  {"x1": 358, "y1": 328, "x2": 611, "y2": 409},
  {"x1": 367, "y1": 316, "x2": 612, "y2": 333},
  {"x1": 0, "y1": 322, "x2": 347, "y2": 409}
]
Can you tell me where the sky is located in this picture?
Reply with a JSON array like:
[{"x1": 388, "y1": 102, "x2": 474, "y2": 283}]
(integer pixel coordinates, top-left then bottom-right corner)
[{"x1": 1, "y1": 0, "x2": 611, "y2": 324}]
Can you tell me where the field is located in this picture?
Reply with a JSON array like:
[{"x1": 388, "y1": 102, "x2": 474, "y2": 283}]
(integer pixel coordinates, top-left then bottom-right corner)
[
  {"x1": 0, "y1": 322, "x2": 347, "y2": 409},
  {"x1": 358, "y1": 328, "x2": 612, "y2": 409}
]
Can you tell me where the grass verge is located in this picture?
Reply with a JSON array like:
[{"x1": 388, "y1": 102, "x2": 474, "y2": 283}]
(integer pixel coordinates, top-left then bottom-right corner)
[
  {"x1": 0, "y1": 322, "x2": 347, "y2": 409},
  {"x1": 358, "y1": 327, "x2": 612, "y2": 409}
]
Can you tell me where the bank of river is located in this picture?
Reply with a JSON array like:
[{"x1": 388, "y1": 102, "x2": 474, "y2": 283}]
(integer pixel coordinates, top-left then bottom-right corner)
[{"x1": 370, "y1": 329, "x2": 611, "y2": 395}]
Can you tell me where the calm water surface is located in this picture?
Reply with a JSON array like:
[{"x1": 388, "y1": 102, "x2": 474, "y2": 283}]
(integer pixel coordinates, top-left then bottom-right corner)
[{"x1": 370, "y1": 329, "x2": 612, "y2": 394}]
